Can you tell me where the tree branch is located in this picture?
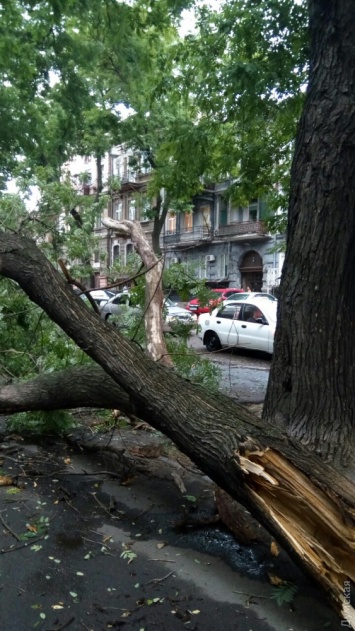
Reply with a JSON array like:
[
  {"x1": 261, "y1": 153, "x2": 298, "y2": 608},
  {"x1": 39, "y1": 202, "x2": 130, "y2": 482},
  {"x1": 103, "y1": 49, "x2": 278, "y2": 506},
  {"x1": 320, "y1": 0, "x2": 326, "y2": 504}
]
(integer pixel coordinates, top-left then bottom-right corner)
[{"x1": 0, "y1": 232, "x2": 354, "y2": 624}]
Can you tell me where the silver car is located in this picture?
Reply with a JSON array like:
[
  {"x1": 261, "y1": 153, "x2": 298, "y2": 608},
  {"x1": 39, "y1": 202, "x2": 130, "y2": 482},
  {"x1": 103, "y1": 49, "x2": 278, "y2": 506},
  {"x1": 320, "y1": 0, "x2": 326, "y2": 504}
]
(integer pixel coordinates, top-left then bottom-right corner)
[
  {"x1": 99, "y1": 291, "x2": 136, "y2": 320},
  {"x1": 100, "y1": 292, "x2": 195, "y2": 324}
]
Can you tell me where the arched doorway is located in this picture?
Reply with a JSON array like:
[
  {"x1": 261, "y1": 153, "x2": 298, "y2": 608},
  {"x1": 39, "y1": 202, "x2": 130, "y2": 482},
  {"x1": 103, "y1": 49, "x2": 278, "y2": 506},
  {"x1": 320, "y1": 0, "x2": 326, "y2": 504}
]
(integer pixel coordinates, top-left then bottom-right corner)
[{"x1": 239, "y1": 250, "x2": 263, "y2": 291}]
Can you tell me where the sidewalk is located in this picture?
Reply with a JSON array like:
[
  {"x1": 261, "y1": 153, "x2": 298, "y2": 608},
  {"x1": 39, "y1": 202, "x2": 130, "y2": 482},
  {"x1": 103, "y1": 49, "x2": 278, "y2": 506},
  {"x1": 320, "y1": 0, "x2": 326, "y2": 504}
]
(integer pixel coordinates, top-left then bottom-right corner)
[{"x1": 0, "y1": 419, "x2": 340, "y2": 631}]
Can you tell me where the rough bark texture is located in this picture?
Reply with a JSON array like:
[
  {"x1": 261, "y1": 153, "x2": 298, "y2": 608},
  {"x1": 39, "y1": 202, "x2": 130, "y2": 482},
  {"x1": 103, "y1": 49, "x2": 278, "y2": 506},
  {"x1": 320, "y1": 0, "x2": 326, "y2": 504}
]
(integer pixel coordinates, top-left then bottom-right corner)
[
  {"x1": 102, "y1": 218, "x2": 172, "y2": 367},
  {"x1": 0, "y1": 232, "x2": 354, "y2": 626},
  {"x1": 263, "y1": 0, "x2": 355, "y2": 464},
  {"x1": 0, "y1": 366, "x2": 131, "y2": 414}
]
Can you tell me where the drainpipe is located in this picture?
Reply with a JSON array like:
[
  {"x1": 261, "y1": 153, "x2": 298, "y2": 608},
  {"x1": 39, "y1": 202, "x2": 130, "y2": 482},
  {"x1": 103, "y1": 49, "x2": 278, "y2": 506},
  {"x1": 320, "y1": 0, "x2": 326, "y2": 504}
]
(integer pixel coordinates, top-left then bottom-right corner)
[{"x1": 227, "y1": 240, "x2": 231, "y2": 285}]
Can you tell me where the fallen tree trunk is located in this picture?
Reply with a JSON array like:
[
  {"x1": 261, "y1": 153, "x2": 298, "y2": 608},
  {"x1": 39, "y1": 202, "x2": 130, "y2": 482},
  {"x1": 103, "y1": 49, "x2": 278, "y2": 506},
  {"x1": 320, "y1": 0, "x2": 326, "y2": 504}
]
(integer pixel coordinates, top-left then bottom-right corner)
[
  {"x1": 0, "y1": 232, "x2": 354, "y2": 627},
  {"x1": 0, "y1": 365, "x2": 132, "y2": 415}
]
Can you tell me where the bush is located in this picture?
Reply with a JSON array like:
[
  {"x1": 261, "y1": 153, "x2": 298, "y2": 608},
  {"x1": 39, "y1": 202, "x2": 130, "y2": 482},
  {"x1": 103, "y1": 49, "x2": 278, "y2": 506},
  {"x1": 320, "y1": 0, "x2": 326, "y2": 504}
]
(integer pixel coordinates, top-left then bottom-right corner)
[{"x1": 6, "y1": 410, "x2": 75, "y2": 437}]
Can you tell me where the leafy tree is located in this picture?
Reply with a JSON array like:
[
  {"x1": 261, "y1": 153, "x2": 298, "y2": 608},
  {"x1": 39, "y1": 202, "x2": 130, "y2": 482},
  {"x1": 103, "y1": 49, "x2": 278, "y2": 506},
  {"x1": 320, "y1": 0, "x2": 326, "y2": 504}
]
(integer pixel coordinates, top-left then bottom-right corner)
[{"x1": 1, "y1": 1, "x2": 355, "y2": 624}]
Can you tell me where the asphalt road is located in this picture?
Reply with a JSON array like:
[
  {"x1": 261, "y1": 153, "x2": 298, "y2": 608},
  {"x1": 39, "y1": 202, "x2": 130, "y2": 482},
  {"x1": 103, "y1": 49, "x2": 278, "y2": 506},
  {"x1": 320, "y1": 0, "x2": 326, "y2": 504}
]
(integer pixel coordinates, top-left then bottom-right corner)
[
  {"x1": 0, "y1": 428, "x2": 340, "y2": 631},
  {"x1": 188, "y1": 333, "x2": 271, "y2": 403}
]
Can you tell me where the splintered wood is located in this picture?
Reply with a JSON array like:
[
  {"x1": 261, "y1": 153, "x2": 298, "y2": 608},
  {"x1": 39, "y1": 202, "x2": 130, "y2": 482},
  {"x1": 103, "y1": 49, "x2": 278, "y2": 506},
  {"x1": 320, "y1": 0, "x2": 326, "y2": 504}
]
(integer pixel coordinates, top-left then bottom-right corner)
[{"x1": 233, "y1": 445, "x2": 355, "y2": 629}]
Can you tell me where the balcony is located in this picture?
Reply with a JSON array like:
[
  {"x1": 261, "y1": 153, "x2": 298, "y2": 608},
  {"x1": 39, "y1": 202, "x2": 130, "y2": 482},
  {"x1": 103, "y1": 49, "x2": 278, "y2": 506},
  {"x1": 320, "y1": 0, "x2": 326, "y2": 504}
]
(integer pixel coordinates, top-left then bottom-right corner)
[
  {"x1": 214, "y1": 220, "x2": 268, "y2": 238},
  {"x1": 161, "y1": 226, "x2": 212, "y2": 245}
]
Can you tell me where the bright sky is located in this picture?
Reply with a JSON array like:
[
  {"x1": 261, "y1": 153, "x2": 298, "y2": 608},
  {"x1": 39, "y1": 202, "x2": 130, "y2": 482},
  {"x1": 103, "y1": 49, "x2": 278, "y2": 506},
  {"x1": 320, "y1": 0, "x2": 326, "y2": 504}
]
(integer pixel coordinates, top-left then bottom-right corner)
[
  {"x1": 180, "y1": 0, "x2": 221, "y2": 36},
  {"x1": 6, "y1": 0, "x2": 222, "y2": 211}
]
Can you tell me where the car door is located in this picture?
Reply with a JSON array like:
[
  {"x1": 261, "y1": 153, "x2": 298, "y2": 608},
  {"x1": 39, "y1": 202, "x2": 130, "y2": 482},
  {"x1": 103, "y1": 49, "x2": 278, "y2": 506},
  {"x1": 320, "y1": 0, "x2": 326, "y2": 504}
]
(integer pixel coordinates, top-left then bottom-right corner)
[
  {"x1": 213, "y1": 303, "x2": 241, "y2": 346},
  {"x1": 237, "y1": 303, "x2": 271, "y2": 352},
  {"x1": 104, "y1": 293, "x2": 129, "y2": 316}
]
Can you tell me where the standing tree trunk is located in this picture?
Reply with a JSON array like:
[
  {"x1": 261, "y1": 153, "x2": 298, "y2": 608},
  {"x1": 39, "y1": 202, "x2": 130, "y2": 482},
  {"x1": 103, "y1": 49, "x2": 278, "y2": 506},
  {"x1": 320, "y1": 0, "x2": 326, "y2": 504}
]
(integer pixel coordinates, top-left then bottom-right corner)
[{"x1": 263, "y1": 0, "x2": 355, "y2": 464}]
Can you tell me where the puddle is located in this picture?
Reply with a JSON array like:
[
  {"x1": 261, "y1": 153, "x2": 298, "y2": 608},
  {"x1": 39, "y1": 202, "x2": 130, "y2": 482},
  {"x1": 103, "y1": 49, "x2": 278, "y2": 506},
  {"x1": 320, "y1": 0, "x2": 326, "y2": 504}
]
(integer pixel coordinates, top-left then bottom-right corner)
[{"x1": 173, "y1": 525, "x2": 266, "y2": 579}]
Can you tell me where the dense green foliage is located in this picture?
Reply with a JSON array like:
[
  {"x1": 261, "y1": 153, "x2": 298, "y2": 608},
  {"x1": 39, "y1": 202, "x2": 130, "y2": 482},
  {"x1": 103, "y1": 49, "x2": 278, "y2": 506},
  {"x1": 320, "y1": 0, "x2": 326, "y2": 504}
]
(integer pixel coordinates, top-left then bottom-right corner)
[
  {"x1": 1, "y1": 0, "x2": 308, "y2": 219},
  {"x1": 0, "y1": 0, "x2": 309, "y2": 398}
]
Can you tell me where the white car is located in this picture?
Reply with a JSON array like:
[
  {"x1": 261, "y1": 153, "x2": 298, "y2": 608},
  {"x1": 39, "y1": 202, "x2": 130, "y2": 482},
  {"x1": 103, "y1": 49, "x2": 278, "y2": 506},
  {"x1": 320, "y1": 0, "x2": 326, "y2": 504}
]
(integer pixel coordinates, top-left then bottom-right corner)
[
  {"x1": 225, "y1": 291, "x2": 277, "y2": 302},
  {"x1": 198, "y1": 298, "x2": 277, "y2": 354},
  {"x1": 88, "y1": 289, "x2": 116, "y2": 305}
]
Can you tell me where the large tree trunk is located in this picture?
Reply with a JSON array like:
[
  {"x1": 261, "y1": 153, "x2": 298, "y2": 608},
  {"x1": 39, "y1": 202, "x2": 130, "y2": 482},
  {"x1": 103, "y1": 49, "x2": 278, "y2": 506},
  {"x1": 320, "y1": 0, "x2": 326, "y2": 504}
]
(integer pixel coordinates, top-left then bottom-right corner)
[
  {"x1": 263, "y1": 0, "x2": 355, "y2": 464},
  {"x1": 0, "y1": 366, "x2": 132, "y2": 414},
  {"x1": 0, "y1": 232, "x2": 354, "y2": 627}
]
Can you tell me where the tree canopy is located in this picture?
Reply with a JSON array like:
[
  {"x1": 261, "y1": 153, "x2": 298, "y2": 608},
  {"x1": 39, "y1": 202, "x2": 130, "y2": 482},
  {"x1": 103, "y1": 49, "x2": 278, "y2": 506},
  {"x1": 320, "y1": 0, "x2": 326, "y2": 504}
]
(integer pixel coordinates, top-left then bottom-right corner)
[
  {"x1": 1, "y1": 0, "x2": 309, "y2": 225},
  {"x1": 1, "y1": 1, "x2": 355, "y2": 625}
]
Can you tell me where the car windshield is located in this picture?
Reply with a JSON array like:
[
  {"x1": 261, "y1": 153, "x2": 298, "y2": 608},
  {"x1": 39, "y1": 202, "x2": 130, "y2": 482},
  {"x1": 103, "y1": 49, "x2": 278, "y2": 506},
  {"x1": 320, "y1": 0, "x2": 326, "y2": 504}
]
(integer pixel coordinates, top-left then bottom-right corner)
[
  {"x1": 227, "y1": 292, "x2": 277, "y2": 302},
  {"x1": 164, "y1": 297, "x2": 177, "y2": 307}
]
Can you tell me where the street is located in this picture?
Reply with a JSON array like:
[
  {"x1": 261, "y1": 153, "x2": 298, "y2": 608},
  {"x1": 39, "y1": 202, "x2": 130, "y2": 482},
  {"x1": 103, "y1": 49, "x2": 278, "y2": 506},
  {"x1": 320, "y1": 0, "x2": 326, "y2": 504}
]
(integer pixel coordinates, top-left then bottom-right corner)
[{"x1": 189, "y1": 332, "x2": 271, "y2": 403}]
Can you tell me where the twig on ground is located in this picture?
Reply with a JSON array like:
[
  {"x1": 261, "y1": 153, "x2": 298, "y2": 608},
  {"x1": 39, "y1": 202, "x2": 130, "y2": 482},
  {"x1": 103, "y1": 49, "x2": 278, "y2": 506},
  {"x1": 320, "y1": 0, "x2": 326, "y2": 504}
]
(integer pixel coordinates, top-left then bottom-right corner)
[
  {"x1": 0, "y1": 511, "x2": 22, "y2": 541},
  {"x1": 46, "y1": 616, "x2": 75, "y2": 631},
  {"x1": 8, "y1": 584, "x2": 25, "y2": 593},
  {"x1": 232, "y1": 589, "x2": 269, "y2": 600},
  {"x1": 1, "y1": 535, "x2": 44, "y2": 554},
  {"x1": 148, "y1": 558, "x2": 176, "y2": 563},
  {"x1": 145, "y1": 570, "x2": 174, "y2": 589},
  {"x1": 89, "y1": 492, "x2": 121, "y2": 519}
]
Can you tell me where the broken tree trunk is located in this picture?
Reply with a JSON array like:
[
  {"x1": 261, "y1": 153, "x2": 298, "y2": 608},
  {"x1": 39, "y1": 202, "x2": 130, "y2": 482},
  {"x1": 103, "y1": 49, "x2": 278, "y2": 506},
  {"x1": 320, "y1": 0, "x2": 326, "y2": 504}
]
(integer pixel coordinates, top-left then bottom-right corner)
[
  {"x1": 0, "y1": 232, "x2": 354, "y2": 627},
  {"x1": 102, "y1": 218, "x2": 172, "y2": 367}
]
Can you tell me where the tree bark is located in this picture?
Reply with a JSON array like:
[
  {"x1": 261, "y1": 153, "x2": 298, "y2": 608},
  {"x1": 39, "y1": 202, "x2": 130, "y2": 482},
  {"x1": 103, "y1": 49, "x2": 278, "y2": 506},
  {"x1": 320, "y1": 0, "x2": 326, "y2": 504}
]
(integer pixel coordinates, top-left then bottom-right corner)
[
  {"x1": 263, "y1": 0, "x2": 355, "y2": 465},
  {"x1": 0, "y1": 232, "x2": 354, "y2": 626},
  {"x1": 0, "y1": 366, "x2": 132, "y2": 415},
  {"x1": 102, "y1": 218, "x2": 172, "y2": 367}
]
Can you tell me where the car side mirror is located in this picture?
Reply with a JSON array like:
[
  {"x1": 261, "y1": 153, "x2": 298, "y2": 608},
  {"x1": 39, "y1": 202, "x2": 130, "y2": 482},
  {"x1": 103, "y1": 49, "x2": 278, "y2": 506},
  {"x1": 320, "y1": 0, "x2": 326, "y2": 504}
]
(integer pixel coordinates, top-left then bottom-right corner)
[{"x1": 256, "y1": 317, "x2": 267, "y2": 325}]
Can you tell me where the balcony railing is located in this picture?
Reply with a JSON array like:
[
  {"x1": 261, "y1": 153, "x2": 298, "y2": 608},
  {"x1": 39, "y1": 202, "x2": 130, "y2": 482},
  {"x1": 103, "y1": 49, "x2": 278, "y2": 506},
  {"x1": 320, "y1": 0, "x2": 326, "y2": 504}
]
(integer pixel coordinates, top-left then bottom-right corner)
[
  {"x1": 161, "y1": 226, "x2": 212, "y2": 245},
  {"x1": 214, "y1": 220, "x2": 267, "y2": 238},
  {"x1": 159, "y1": 221, "x2": 268, "y2": 244}
]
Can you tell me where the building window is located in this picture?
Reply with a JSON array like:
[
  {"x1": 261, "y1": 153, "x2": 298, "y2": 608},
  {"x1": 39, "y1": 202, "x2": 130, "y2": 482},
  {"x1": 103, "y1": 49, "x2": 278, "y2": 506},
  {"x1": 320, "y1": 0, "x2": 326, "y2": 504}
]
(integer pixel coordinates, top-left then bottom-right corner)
[
  {"x1": 128, "y1": 198, "x2": 136, "y2": 220},
  {"x1": 201, "y1": 205, "x2": 211, "y2": 231},
  {"x1": 218, "y1": 254, "x2": 228, "y2": 278},
  {"x1": 113, "y1": 244, "x2": 120, "y2": 262},
  {"x1": 168, "y1": 212, "x2": 176, "y2": 234},
  {"x1": 249, "y1": 200, "x2": 259, "y2": 222},
  {"x1": 114, "y1": 158, "x2": 121, "y2": 177},
  {"x1": 113, "y1": 199, "x2": 123, "y2": 221},
  {"x1": 139, "y1": 152, "x2": 152, "y2": 173},
  {"x1": 123, "y1": 156, "x2": 128, "y2": 180},
  {"x1": 126, "y1": 243, "x2": 134, "y2": 263},
  {"x1": 141, "y1": 196, "x2": 151, "y2": 220},
  {"x1": 184, "y1": 213, "x2": 193, "y2": 232}
]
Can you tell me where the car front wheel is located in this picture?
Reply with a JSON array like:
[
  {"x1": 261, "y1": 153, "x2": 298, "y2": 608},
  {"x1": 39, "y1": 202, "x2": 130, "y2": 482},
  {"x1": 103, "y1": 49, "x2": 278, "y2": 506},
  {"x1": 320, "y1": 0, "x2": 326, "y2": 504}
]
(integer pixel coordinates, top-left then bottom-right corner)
[{"x1": 204, "y1": 331, "x2": 221, "y2": 352}]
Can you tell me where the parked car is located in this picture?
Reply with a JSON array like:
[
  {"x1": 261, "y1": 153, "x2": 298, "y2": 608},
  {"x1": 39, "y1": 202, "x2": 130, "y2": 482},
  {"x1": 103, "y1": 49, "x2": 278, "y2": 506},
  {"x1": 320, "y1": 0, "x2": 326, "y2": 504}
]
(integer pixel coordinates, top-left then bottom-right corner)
[
  {"x1": 76, "y1": 288, "x2": 116, "y2": 306},
  {"x1": 99, "y1": 291, "x2": 136, "y2": 319},
  {"x1": 100, "y1": 292, "x2": 195, "y2": 324},
  {"x1": 226, "y1": 291, "x2": 277, "y2": 302},
  {"x1": 186, "y1": 288, "x2": 244, "y2": 317},
  {"x1": 198, "y1": 298, "x2": 277, "y2": 354},
  {"x1": 88, "y1": 289, "x2": 116, "y2": 305},
  {"x1": 164, "y1": 298, "x2": 196, "y2": 324}
]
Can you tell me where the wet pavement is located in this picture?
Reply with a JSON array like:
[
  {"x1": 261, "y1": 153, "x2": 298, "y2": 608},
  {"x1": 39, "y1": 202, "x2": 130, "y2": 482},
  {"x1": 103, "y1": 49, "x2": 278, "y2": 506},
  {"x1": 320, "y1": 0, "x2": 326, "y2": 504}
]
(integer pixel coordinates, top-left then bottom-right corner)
[
  {"x1": 0, "y1": 423, "x2": 341, "y2": 631},
  {"x1": 188, "y1": 333, "x2": 270, "y2": 402}
]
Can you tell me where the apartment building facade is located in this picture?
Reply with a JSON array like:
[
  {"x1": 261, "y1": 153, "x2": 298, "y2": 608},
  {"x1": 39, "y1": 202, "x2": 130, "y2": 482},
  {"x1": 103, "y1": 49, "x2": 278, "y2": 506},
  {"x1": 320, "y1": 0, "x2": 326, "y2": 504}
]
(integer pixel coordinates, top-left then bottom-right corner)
[
  {"x1": 63, "y1": 148, "x2": 285, "y2": 293},
  {"x1": 162, "y1": 183, "x2": 284, "y2": 293}
]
